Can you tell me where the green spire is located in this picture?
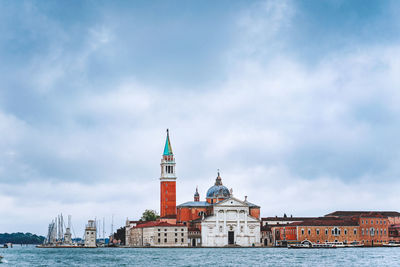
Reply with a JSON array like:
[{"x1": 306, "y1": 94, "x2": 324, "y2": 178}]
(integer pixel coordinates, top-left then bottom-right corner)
[{"x1": 163, "y1": 129, "x2": 173, "y2": 156}]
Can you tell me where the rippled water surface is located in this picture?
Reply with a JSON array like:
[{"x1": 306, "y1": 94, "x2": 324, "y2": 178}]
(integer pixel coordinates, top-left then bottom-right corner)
[{"x1": 1, "y1": 246, "x2": 400, "y2": 266}]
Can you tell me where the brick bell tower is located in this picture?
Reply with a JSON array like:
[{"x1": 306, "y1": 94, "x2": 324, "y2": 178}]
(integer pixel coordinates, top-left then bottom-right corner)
[{"x1": 160, "y1": 129, "x2": 177, "y2": 218}]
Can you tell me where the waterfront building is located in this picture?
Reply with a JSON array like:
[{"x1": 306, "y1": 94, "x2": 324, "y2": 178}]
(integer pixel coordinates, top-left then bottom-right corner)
[
  {"x1": 129, "y1": 221, "x2": 188, "y2": 247},
  {"x1": 84, "y1": 220, "x2": 97, "y2": 248},
  {"x1": 268, "y1": 211, "x2": 397, "y2": 246},
  {"x1": 357, "y1": 213, "x2": 389, "y2": 246},
  {"x1": 388, "y1": 224, "x2": 400, "y2": 242},
  {"x1": 293, "y1": 217, "x2": 359, "y2": 245},
  {"x1": 125, "y1": 220, "x2": 145, "y2": 246},
  {"x1": 261, "y1": 216, "x2": 319, "y2": 246},
  {"x1": 325, "y1": 211, "x2": 400, "y2": 245},
  {"x1": 201, "y1": 196, "x2": 261, "y2": 247}
]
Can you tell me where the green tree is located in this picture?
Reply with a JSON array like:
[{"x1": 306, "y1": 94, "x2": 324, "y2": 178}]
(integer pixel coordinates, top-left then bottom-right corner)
[{"x1": 140, "y1": 209, "x2": 159, "y2": 221}]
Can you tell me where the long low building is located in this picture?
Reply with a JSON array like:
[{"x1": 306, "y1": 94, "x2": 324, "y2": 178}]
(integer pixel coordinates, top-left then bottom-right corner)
[
  {"x1": 265, "y1": 211, "x2": 400, "y2": 246},
  {"x1": 127, "y1": 221, "x2": 188, "y2": 247}
]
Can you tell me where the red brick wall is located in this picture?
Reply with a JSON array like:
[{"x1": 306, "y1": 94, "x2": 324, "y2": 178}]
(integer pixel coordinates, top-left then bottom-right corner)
[
  {"x1": 250, "y1": 208, "x2": 260, "y2": 219},
  {"x1": 273, "y1": 226, "x2": 297, "y2": 241},
  {"x1": 359, "y1": 217, "x2": 389, "y2": 246},
  {"x1": 177, "y1": 207, "x2": 208, "y2": 223},
  {"x1": 160, "y1": 181, "x2": 176, "y2": 218},
  {"x1": 297, "y1": 225, "x2": 359, "y2": 244}
]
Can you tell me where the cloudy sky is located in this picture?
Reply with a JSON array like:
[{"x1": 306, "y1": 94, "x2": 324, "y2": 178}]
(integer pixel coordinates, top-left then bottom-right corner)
[{"x1": 1, "y1": 0, "x2": 400, "y2": 236}]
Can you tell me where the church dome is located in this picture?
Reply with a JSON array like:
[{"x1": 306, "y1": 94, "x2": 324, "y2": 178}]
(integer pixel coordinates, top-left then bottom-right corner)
[{"x1": 206, "y1": 172, "x2": 230, "y2": 199}]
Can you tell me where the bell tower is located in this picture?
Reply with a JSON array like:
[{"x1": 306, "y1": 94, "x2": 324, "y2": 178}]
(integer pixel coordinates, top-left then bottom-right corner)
[{"x1": 160, "y1": 129, "x2": 177, "y2": 218}]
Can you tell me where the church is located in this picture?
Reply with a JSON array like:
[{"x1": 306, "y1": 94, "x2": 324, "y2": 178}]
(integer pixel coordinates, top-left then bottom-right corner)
[{"x1": 159, "y1": 130, "x2": 261, "y2": 247}]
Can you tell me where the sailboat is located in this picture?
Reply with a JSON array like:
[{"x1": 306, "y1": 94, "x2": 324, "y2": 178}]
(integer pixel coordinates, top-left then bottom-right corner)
[{"x1": 37, "y1": 214, "x2": 81, "y2": 248}]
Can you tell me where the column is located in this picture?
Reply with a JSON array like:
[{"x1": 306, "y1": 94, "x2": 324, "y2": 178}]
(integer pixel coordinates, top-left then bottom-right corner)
[
  {"x1": 237, "y1": 209, "x2": 240, "y2": 234},
  {"x1": 216, "y1": 210, "x2": 219, "y2": 235},
  {"x1": 245, "y1": 211, "x2": 248, "y2": 235},
  {"x1": 224, "y1": 210, "x2": 227, "y2": 233}
]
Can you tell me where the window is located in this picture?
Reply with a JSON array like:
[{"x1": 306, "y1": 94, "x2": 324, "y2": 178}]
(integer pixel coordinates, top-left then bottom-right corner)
[
  {"x1": 175, "y1": 229, "x2": 177, "y2": 231},
  {"x1": 158, "y1": 229, "x2": 160, "y2": 231},
  {"x1": 301, "y1": 229, "x2": 305, "y2": 235},
  {"x1": 308, "y1": 229, "x2": 311, "y2": 235},
  {"x1": 165, "y1": 229, "x2": 167, "y2": 231},
  {"x1": 376, "y1": 220, "x2": 379, "y2": 225},
  {"x1": 164, "y1": 233, "x2": 167, "y2": 237},
  {"x1": 366, "y1": 220, "x2": 368, "y2": 224},
  {"x1": 158, "y1": 233, "x2": 160, "y2": 237},
  {"x1": 362, "y1": 220, "x2": 364, "y2": 224},
  {"x1": 316, "y1": 229, "x2": 320, "y2": 235},
  {"x1": 384, "y1": 221, "x2": 386, "y2": 225},
  {"x1": 182, "y1": 229, "x2": 184, "y2": 231},
  {"x1": 158, "y1": 239, "x2": 160, "y2": 243},
  {"x1": 371, "y1": 220, "x2": 373, "y2": 225},
  {"x1": 175, "y1": 233, "x2": 177, "y2": 236},
  {"x1": 164, "y1": 238, "x2": 167, "y2": 242},
  {"x1": 181, "y1": 238, "x2": 184, "y2": 242},
  {"x1": 354, "y1": 229, "x2": 357, "y2": 235},
  {"x1": 344, "y1": 229, "x2": 347, "y2": 235},
  {"x1": 384, "y1": 230, "x2": 387, "y2": 235},
  {"x1": 325, "y1": 229, "x2": 328, "y2": 235},
  {"x1": 181, "y1": 233, "x2": 184, "y2": 236},
  {"x1": 175, "y1": 238, "x2": 177, "y2": 243},
  {"x1": 332, "y1": 227, "x2": 340, "y2": 236},
  {"x1": 370, "y1": 228, "x2": 374, "y2": 236}
]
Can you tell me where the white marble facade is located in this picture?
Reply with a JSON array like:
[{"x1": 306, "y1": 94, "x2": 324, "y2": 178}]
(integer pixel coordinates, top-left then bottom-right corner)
[{"x1": 201, "y1": 197, "x2": 260, "y2": 247}]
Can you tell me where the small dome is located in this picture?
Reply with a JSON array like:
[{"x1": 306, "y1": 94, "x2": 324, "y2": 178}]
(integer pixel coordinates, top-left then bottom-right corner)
[{"x1": 206, "y1": 172, "x2": 230, "y2": 199}]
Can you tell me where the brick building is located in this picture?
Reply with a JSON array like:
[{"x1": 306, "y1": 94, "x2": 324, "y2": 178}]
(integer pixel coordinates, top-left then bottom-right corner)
[{"x1": 294, "y1": 217, "x2": 359, "y2": 245}]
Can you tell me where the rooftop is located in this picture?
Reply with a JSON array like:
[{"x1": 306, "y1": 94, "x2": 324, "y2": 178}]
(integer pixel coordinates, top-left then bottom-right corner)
[
  {"x1": 134, "y1": 221, "x2": 185, "y2": 228},
  {"x1": 163, "y1": 129, "x2": 173, "y2": 156},
  {"x1": 325, "y1": 211, "x2": 400, "y2": 218},
  {"x1": 291, "y1": 218, "x2": 359, "y2": 227},
  {"x1": 177, "y1": 201, "x2": 211, "y2": 207},
  {"x1": 262, "y1": 217, "x2": 317, "y2": 221}
]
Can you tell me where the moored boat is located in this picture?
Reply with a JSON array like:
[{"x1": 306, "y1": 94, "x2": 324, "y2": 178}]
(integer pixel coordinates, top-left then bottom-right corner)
[
  {"x1": 382, "y1": 242, "x2": 400, "y2": 247},
  {"x1": 288, "y1": 240, "x2": 336, "y2": 249}
]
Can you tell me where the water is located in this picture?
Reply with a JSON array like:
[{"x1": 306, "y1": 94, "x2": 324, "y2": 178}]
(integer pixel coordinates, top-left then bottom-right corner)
[{"x1": 1, "y1": 246, "x2": 400, "y2": 266}]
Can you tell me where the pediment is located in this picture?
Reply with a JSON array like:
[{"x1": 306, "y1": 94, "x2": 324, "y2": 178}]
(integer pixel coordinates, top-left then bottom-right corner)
[{"x1": 215, "y1": 197, "x2": 248, "y2": 207}]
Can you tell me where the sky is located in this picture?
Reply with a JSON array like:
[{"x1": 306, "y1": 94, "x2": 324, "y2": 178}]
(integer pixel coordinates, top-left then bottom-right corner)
[{"x1": 1, "y1": 0, "x2": 400, "y2": 236}]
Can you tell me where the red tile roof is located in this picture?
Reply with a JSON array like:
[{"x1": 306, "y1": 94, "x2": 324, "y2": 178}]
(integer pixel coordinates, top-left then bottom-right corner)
[
  {"x1": 290, "y1": 218, "x2": 358, "y2": 227},
  {"x1": 261, "y1": 217, "x2": 317, "y2": 221},
  {"x1": 134, "y1": 221, "x2": 185, "y2": 228},
  {"x1": 325, "y1": 211, "x2": 400, "y2": 217}
]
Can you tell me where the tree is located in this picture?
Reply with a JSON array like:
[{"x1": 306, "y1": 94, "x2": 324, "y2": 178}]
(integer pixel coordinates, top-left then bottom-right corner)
[{"x1": 140, "y1": 209, "x2": 159, "y2": 221}]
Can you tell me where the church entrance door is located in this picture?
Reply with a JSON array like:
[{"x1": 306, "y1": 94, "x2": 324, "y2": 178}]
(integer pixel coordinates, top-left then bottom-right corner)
[{"x1": 228, "y1": 231, "x2": 234, "y2": 245}]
